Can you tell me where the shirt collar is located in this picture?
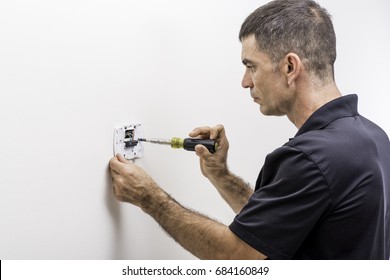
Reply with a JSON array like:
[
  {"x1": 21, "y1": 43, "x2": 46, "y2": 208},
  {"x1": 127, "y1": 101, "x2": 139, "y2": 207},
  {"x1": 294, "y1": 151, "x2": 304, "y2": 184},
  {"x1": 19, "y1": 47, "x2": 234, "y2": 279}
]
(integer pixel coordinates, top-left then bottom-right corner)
[{"x1": 295, "y1": 94, "x2": 359, "y2": 137}]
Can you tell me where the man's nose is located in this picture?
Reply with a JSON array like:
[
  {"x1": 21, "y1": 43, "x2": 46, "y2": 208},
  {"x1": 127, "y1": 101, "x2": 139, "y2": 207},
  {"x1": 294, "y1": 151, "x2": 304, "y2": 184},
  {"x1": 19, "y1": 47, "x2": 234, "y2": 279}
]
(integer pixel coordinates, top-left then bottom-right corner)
[{"x1": 241, "y1": 69, "x2": 254, "y2": 89}]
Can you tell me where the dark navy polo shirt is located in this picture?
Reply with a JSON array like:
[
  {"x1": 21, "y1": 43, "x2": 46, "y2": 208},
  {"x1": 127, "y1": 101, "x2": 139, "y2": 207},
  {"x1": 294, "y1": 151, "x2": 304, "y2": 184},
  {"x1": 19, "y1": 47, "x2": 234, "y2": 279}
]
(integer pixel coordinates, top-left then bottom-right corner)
[{"x1": 229, "y1": 94, "x2": 390, "y2": 259}]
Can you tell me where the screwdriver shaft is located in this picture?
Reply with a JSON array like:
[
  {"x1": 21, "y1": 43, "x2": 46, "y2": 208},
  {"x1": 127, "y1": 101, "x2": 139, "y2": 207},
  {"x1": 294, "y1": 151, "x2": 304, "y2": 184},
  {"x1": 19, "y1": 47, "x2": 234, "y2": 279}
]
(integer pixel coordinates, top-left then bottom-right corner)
[{"x1": 137, "y1": 138, "x2": 171, "y2": 145}]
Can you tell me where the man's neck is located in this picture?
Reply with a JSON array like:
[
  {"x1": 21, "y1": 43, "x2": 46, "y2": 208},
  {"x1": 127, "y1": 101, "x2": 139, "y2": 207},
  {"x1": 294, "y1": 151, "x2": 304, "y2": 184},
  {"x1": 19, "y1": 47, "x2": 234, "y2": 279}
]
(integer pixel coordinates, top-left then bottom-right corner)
[{"x1": 288, "y1": 81, "x2": 342, "y2": 129}]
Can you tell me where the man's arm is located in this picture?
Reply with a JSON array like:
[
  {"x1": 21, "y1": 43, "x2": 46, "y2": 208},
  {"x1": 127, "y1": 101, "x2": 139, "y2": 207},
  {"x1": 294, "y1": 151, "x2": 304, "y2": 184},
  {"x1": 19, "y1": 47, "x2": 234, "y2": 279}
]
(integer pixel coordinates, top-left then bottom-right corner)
[
  {"x1": 109, "y1": 155, "x2": 266, "y2": 260},
  {"x1": 189, "y1": 125, "x2": 253, "y2": 214}
]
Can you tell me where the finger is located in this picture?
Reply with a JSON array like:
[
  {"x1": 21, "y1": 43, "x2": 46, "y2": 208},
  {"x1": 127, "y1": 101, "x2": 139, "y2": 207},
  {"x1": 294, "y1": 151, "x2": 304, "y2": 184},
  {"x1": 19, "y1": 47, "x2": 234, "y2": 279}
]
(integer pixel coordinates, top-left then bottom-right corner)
[
  {"x1": 110, "y1": 168, "x2": 120, "y2": 179},
  {"x1": 112, "y1": 180, "x2": 117, "y2": 192},
  {"x1": 116, "y1": 153, "x2": 128, "y2": 163},
  {"x1": 209, "y1": 124, "x2": 225, "y2": 140},
  {"x1": 189, "y1": 126, "x2": 211, "y2": 138},
  {"x1": 112, "y1": 182, "x2": 122, "y2": 201},
  {"x1": 109, "y1": 156, "x2": 122, "y2": 173}
]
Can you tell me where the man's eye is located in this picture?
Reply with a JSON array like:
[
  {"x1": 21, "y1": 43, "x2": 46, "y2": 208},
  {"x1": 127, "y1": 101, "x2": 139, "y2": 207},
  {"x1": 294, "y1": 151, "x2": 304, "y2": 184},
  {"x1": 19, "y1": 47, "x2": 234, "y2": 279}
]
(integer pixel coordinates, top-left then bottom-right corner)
[{"x1": 247, "y1": 66, "x2": 255, "y2": 72}]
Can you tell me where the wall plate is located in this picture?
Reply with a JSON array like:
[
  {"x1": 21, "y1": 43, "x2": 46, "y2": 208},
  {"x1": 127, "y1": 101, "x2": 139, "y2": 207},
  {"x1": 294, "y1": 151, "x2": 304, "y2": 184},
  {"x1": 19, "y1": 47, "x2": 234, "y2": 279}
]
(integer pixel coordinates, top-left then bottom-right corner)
[{"x1": 113, "y1": 124, "x2": 143, "y2": 159}]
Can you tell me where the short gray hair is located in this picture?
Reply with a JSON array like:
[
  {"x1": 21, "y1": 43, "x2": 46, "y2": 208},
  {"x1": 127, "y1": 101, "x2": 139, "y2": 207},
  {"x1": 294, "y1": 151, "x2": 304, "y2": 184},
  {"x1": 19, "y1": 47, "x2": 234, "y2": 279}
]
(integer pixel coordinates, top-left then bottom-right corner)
[{"x1": 239, "y1": 0, "x2": 336, "y2": 80}]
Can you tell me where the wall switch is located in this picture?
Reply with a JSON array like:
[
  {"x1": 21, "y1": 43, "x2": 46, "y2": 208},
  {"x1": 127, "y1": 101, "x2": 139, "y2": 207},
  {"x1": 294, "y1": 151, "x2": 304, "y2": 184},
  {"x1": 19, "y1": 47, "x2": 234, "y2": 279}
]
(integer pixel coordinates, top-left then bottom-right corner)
[{"x1": 113, "y1": 124, "x2": 143, "y2": 159}]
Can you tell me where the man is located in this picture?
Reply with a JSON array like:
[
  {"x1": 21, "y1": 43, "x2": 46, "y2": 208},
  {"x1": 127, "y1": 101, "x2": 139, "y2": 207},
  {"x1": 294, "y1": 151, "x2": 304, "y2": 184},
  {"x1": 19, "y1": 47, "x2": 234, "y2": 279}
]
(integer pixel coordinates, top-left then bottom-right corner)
[{"x1": 109, "y1": 0, "x2": 390, "y2": 259}]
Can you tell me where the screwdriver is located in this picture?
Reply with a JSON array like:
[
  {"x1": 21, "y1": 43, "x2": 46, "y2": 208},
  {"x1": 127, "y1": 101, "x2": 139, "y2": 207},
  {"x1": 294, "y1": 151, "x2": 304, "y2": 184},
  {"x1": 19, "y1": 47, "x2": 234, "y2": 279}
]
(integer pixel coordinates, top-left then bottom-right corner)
[{"x1": 137, "y1": 137, "x2": 218, "y2": 153}]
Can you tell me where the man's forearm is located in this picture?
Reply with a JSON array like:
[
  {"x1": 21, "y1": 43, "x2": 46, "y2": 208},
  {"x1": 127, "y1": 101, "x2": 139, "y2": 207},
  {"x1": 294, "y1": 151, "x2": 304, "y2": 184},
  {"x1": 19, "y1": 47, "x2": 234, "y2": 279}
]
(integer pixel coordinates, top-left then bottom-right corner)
[
  {"x1": 208, "y1": 170, "x2": 253, "y2": 214},
  {"x1": 141, "y1": 189, "x2": 227, "y2": 259},
  {"x1": 140, "y1": 187, "x2": 261, "y2": 259}
]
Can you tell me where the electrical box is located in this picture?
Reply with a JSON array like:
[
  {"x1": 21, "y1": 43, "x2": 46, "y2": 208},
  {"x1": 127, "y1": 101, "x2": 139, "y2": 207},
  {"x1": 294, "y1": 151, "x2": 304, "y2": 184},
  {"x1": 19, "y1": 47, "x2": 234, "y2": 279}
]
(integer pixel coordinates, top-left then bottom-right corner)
[{"x1": 113, "y1": 124, "x2": 143, "y2": 159}]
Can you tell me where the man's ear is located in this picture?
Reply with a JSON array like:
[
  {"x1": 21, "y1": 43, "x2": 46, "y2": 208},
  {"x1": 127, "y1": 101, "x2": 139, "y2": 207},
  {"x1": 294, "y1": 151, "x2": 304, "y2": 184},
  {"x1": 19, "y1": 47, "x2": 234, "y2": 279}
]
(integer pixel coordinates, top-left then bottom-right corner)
[{"x1": 283, "y1": 53, "x2": 301, "y2": 86}]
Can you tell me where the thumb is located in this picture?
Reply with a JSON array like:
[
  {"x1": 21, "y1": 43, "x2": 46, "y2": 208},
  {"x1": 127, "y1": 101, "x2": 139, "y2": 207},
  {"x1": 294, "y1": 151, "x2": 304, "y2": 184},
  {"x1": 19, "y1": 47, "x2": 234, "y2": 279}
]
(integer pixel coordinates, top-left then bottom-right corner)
[
  {"x1": 194, "y1": 144, "x2": 211, "y2": 159},
  {"x1": 116, "y1": 153, "x2": 128, "y2": 163}
]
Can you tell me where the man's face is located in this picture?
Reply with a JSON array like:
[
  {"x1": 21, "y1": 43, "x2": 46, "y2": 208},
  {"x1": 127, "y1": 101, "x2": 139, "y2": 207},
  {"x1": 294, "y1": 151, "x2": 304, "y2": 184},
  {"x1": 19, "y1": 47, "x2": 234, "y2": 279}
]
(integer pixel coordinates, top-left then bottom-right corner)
[{"x1": 241, "y1": 35, "x2": 291, "y2": 116}]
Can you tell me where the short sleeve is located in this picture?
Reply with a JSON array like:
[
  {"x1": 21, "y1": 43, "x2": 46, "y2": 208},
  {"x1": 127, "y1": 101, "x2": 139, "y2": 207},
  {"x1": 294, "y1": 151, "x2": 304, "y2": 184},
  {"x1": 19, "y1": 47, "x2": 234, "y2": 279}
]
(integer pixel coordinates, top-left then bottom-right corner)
[{"x1": 229, "y1": 146, "x2": 331, "y2": 259}]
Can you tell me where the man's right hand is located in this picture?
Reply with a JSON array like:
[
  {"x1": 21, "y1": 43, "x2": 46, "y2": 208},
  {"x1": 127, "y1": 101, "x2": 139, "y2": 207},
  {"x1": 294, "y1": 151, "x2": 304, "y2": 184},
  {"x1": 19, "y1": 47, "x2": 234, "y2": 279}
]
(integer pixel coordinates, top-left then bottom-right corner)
[
  {"x1": 190, "y1": 125, "x2": 253, "y2": 213},
  {"x1": 189, "y1": 124, "x2": 229, "y2": 181}
]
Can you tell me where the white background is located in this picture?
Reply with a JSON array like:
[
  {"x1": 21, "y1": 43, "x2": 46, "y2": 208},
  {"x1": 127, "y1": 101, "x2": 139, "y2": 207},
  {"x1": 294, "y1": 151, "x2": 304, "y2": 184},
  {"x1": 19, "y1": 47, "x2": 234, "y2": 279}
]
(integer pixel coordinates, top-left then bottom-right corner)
[{"x1": 0, "y1": 0, "x2": 389, "y2": 259}]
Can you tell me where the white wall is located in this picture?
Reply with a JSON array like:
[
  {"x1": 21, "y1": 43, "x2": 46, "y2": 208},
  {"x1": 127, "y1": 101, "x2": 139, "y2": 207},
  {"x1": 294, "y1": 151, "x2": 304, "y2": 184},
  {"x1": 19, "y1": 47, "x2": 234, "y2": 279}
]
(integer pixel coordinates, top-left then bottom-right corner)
[{"x1": 0, "y1": 0, "x2": 389, "y2": 259}]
